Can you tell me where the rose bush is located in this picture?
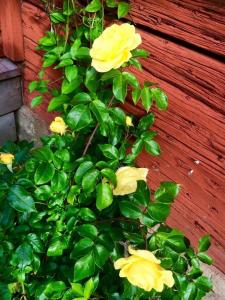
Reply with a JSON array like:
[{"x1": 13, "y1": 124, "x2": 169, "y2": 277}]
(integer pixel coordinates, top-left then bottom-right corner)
[{"x1": 0, "y1": 1, "x2": 213, "y2": 299}]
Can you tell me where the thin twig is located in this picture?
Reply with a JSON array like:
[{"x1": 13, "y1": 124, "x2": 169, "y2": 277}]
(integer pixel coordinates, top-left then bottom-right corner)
[{"x1": 82, "y1": 96, "x2": 115, "y2": 156}]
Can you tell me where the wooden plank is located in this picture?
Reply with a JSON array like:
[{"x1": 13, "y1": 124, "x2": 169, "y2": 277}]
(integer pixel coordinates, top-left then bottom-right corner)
[
  {"x1": 0, "y1": 58, "x2": 21, "y2": 81},
  {"x1": 0, "y1": 77, "x2": 22, "y2": 116},
  {"x1": 130, "y1": 0, "x2": 225, "y2": 57},
  {"x1": 0, "y1": 113, "x2": 17, "y2": 145},
  {"x1": 0, "y1": 0, "x2": 24, "y2": 61}
]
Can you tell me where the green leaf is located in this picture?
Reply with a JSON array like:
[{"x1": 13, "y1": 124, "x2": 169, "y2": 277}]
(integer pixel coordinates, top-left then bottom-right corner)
[
  {"x1": 85, "y1": 68, "x2": 99, "y2": 92},
  {"x1": 29, "y1": 81, "x2": 39, "y2": 92},
  {"x1": 144, "y1": 139, "x2": 160, "y2": 156},
  {"x1": 197, "y1": 252, "x2": 213, "y2": 265},
  {"x1": 50, "y1": 12, "x2": 66, "y2": 23},
  {"x1": 34, "y1": 162, "x2": 55, "y2": 185},
  {"x1": 74, "y1": 47, "x2": 90, "y2": 59},
  {"x1": 79, "y1": 208, "x2": 96, "y2": 222},
  {"x1": 101, "y1": 168, "x2": 117, "y2": 187},
  {"x1": 101, "y1": 69, "x2": 120, "y2": 81},
  {"x1": 109, "y1": 107, "x2": 126, "y2": 125},
  {"x1": 113, "y1": 73, "x2": 127, "y2": 102},
  {"x1": 96, "y1": 183, "x2": 113, "y2": 211},
  {"x1": 165, "y1": 234, "x2": 187, "y2": 253},
  {"x1": 11, "y1": 242, "x2": 33, "y2": 268},
  {"x1": 27, "y1": 233, "x2": 44, "y2": 253},
  {"x1": 33, "y1": 146, "x2": 54, "y2": 162},
  {"x1": 65, "y1": 65, "x2": 78, "y2": 82},
  {"x1": 51, "y1": 171, "x2": 68, "y2": 192},
  {"x1": 84, "y1": 278, "x2": 95, "y2": 299},
  {"x1": 72, "y1": 92, "x2": 92, "y2": 105},
  {"x1": 74, "y1": 252, "x2": 95, "y2": 282},
  {"x1": 198, "y1": 235, "x2": 211, "y2": 252},
  {"x1": 188, "y1": 268, "x2": 203, "y2": 279},
  {"x1": 152, "y1": 87, "x2": 168, "y2": 110},
  {"x1": 8, "y1": 185, "x2": 36, "y2": 213},
  {"x1": 118, "y1": 2, "x2": 130, "y2": 18},
  {"x1": 131, "y1": 49, "x2": 149, "y2": 58},
  {"x1": 71, "y1": 238, "x2": 94, "y2": 258},
  {"x1": 119, "y1": 201, "x2": 142, "y2": 219},
  {"x1": 99, "y1": 144, "x2": 119, "y2": 160},
  {"x1": 31, "y1": 95, "x2": 43, "y2": 108},
  {"x1": 55, "y1": 149, "x2": 70, "y2": 162},
  {"x1": 122, "y1": 72, "x2": 139, "y2": 88},
  {"x1": 183, "y1": 282, "x2": 197, "y2": 300},
  {"x1": 82, "y1": 169, "x2": 100, "y2": 193},
  {"x1": 44, "y1": 281, "x2": 67, "y2": 299},
  {"x1": 106, "y1": 0, "x2": 117, "y2": 8},
  {"x1": 141, "y1": 87, "x2": 152, "y2": 112},
  {"x1": 195, "y1": 276, "x2": 213, "y2": 292},
  {"x1": 55, "y1": 58, "x2": 73, "y2": 68},
  {"x1": 75, "y1": 161, "x2": 94, "y2": 184},
  {"x1": 63, "y1": 0, "x2": 74, "y2": 15},
  {"x1": 138, "y1": 113, "x2": 155, "y2": 131},
  {"x1": 148, "y1": 203, "x2": 170, "y2": 222},
  {"x1": 94, "y1": 244, "x2": 110, "y2": 268},
  {"x1": 48, "y1": 95, "x2": 69, "y2": 112},
  {"x1": 90, "y1": 100, "x2": 108, "y2": 123},
  {"x1": 67, "y1": 104, "x2": 93, "y2": 131},
  {"x1": 132, "y1": 88, "x2": 141, "y2": 104},
  {"x1": 77, "y1": 224, "x2": 98, "y2": 239},
  {"x1": 61, "y1": 78, "x2": 81, "y2": 94},
  {"x1": 85, "y1": 0, "x2": 102, "y2": 13},
  {"x1": 47, "y1": 237, "x2": 68, "y2": 256},
  {"x1": 154, "y1": 182, "x2": 180, "y2": 203},
  {"x1": 70, "y1": 39, "x2": 81, "y2": 59},
  {"x1": 71, "y1": 283, "x2": 84, "y2": 296}
]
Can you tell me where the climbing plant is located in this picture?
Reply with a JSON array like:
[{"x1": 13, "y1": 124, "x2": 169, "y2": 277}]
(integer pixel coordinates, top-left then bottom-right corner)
[{"x1": 0, "y1": 1, "x2": 213, "y2": 299}]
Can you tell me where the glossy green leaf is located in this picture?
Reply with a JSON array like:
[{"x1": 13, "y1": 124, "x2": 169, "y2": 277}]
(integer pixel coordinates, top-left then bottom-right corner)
[
  {"x1": 144, "y1": 139, "x2": 160, "y2": 156},
  {"x1": 51, "y1": 171, "x2": 68, "y2": 192},
  {"x1": 122, "y1": 72, "x2": 139, "y2": 88},
  {"x1": 195, "y1": 276, "x2": 213, "y2": 292},
  {"x1": 119, "y1": 201, "x2": 142, "y2": 219},
  {"x1": 85, "y1": 0, "x2": 102, "y2": 13},
  {"x1": 44, "y1": 281, "x2": 67, "y2": 299},
  {"x1": 65, "y1": 65, "x2": 78, "y2": 82},
  {"x1": 148, "y1": 202, "x2": 170, "y2": 222},
  {"x1": 101, "y1": 168, "x2": 117, "y2": 187},
  {"x1": 113, "y1": 73, "x2": 127, "y2": 102},
  {"x1": 34, "y1": 162, "x2": 55, "y2": 185},
  {"x1": 77, "y1": 224, "x2": 98, "y2": 239},
  {"x1": 197, "y1": 252, "x2": 213, "y2": 265},
  {"x1": 11, "y1": 242, "x2": 33, "y2": 269},
  {"x1": 67, "y1": 104, "x2": 93, "y2": 131},
  {"x1": 138, "y1": 113, "x2": 155, "y2": 131},
  {"x1": 79, "y1": 208, "x2": 96, "y2": 222},
  {"x1": 94, "y1": 244, "x2": 110, "y2": 268},
  {"x1": 75, "y1": 161, "x2": 94, "y2": 184},
  {"x1": 85, "y1": 68, "x2": 99, "y2": 92},
  {"x1": 152, "y1": 87, "x2": 168, "y2": 110},
  {"x1": 117, "y1": 2, "x2": 130, "y2": 18},
  {"x1": 154, "y1": 182, "x2": 180, "y2": 203},
  {"x1": 48, "y1": 95, "x2": 69, "y2": 112},
  {"x1": 82, "y1": 169, "x2": 100, "y2": 193},
  {"x1": 8, "y1": 185, "x2": 36, "y2": 213},
  {"x1": 141, "y1": 87, "x2": 152, "y2": 112},
  {"x1": 31, "y1": 95, "x2": 43, "y2": 108},
  {"x1": 71, "y1": 238, "x2": 94, "y2": 258},
  {"x1": 61, "y1": 78, "x2": 81, "y2": 94},
  {"x1": 96, "y1": 183, "x2": 113, "y2": 211},
  {"x1": 198, "y1": 235, "x2": 211, "y2": 252},
  {"x1": 99, "y1": 144, "x2": 119, "y2": 160},
  {"x1": 74, "y1": 252, "x2": 95, "y2": 282}
]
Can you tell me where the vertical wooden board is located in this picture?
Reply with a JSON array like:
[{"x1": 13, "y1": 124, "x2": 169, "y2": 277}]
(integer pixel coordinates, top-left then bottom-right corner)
[
  {"x1": 0, "y1": 113, "x2": 17, "y2": 145},
  {"x1": 0, "y1": 0, "x2": 24, "y2": 61}
]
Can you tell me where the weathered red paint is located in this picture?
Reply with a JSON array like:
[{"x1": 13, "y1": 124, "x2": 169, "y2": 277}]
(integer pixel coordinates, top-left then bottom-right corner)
[
  {"x1": 0, "y1": 0, "x2": 24, "y2": 61},
  {"x1": 21, "y1": 1, "x2": 225, "y2": 272}
]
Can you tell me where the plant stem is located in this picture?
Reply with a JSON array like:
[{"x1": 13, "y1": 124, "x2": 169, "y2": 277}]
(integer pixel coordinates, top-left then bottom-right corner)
[{"x1": 82, "y1": 96, "x2": 115, "y2": 156}]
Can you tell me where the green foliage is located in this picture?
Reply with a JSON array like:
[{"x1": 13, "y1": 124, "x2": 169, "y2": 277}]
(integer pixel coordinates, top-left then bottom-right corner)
[{"x1": 0, "y1": 1, "x2": 212, "y2": 299}]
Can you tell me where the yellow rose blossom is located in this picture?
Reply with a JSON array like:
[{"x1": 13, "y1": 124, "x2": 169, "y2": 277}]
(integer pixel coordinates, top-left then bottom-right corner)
[
  {"x1": 90, "y1": 23, "x2": 142, "y2": 72},
  {"x1": 0, "y1": 153, "x2": 14, "y2": 165},
  {"x1": 49, "y1": 117, "x2": 67, "y2": 135},
  {"x1": 114, "y1": 246, "x2": 175, "y2": 292},
  {"x1": 113, "y1": 166, "x2": 148, "y2": 196},
  {"x1": 126, "y1": 116, "x2": 134, "y2": 127}
]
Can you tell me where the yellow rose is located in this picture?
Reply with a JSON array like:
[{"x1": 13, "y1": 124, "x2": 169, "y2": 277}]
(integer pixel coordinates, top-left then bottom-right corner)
[
  {"x1": 90, "y1": 23, "x2": 142, "y2": 72},
  {"x1": 49, "y1": 117, "x2": 67, "y2": 135},
  {"x1": 113, "y1": 166, "x2": 148, "y2": 196},
  {"x1": 126, "y1": 116, "x2": 134, "y2": 127},
  {"x1": 0, "y1": 153, "x2": 14, "y2": 165},
  {"x1": 114, "y1": 247, "x2": 175, "y2": 292}
]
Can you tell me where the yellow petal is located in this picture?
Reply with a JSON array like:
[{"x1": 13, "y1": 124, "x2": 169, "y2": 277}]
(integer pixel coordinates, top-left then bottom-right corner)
[
  {"x1": 161, "y1": 270, "x2": 175, "y2": 288},
  {"x1": 128, "y1": 247, "x2": 161, "y2": 264},
  {"x1": 113, "y1": 167, "x2": 148, "y2": 196},
  {"x1": 49, "y1": 117, "x2": 67, "y2": 135},
  {"x1": 126, "y1": 116, "x2": 134, "y2": 127},
  {"x1": 0, "y1": 153, "x2": 14, "y2": 165}
]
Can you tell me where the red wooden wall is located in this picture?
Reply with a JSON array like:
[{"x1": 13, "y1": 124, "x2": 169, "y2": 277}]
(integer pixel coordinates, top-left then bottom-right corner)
[{"x1": 20, "y1": 0, "x2": 225, "y2": 272}]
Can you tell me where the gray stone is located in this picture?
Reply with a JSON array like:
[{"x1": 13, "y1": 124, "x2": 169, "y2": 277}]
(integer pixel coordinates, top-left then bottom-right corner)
[
  {"x1": 203, "y1": 265, "x2": 225, "y2": 299},
  {"x1": 16, "y1": 105, "x2": 49, "y2": 146}
]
